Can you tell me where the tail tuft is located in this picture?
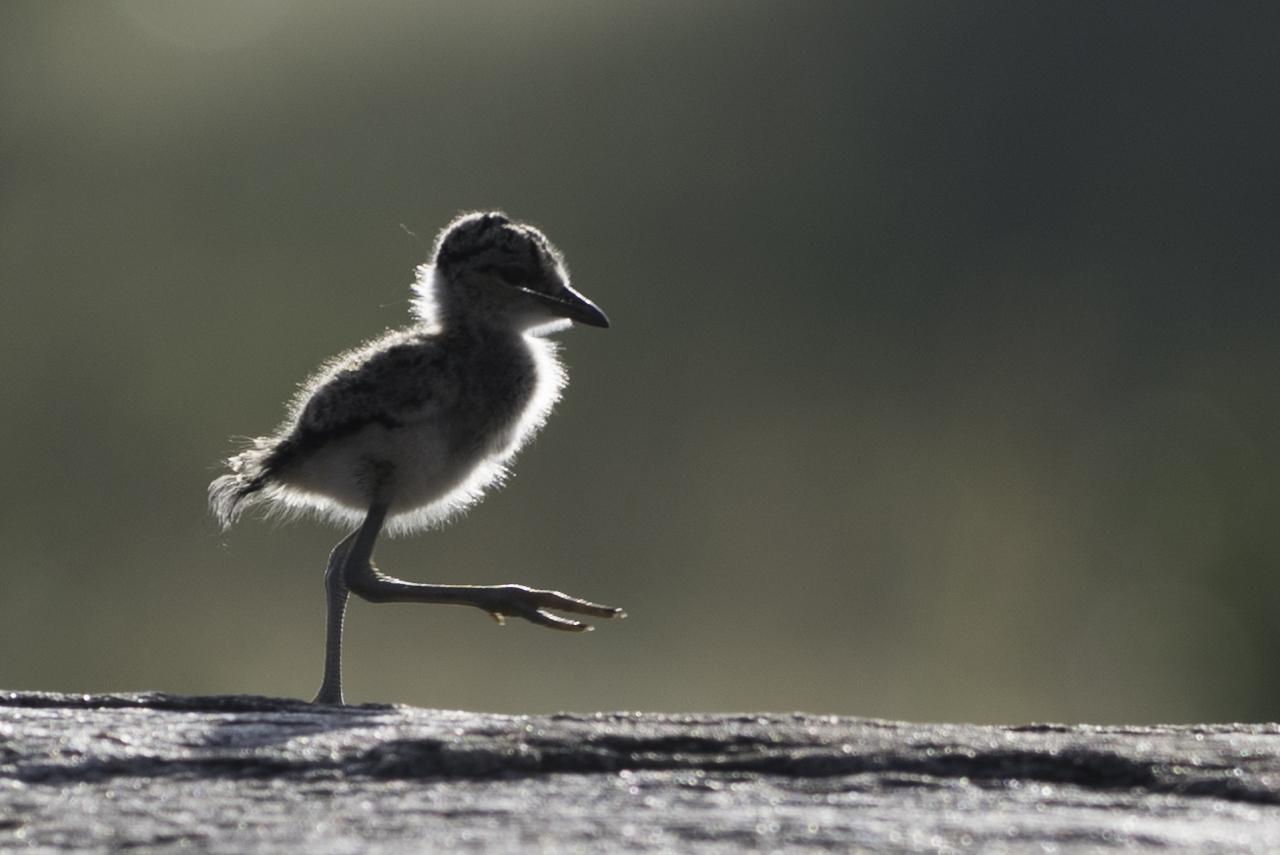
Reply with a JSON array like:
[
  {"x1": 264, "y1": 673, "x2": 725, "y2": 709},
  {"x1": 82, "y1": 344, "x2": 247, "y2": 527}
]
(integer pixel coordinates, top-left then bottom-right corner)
[
  {"x1": 208, "y1": 475, "x2": 249, "y2": 530},
  {"x1": 208, "y1": 446, "x2": 273, "y2": 530}
]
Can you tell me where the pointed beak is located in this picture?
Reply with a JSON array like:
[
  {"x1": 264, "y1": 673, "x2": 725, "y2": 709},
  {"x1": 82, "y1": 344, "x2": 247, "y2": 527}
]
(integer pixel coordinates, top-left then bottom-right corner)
[{"x1": 530, "y1": 285, "x2": 610, "y2": 328}]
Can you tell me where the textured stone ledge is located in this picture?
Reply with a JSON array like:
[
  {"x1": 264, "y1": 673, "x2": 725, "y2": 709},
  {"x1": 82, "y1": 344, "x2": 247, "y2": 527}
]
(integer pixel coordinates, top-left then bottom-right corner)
[{"x1": 2, "y1": 691, "x2": 1279, "y2": 852}]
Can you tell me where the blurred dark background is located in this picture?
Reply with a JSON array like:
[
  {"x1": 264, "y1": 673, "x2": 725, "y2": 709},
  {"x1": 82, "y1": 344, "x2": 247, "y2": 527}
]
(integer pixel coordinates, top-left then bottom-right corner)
[{"x1": 2, "y1": 1, "x2": 1278, "y2": 724}]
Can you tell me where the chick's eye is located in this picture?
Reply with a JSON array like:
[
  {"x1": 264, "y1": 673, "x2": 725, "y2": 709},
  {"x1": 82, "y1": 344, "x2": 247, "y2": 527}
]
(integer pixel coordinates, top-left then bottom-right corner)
[{"x1": 493, "y1": 264, "x2": 532, "y2": 287}]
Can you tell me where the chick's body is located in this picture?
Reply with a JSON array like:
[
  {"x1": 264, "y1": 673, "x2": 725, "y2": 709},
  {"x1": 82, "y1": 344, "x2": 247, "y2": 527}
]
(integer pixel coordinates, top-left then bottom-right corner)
[{"x1": 216, "y1": 297, "x2": 563, "y2": 533}]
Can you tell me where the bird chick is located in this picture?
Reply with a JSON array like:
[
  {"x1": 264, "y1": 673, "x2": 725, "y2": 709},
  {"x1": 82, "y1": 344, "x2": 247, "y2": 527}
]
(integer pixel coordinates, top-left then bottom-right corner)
[{"x1": 210, "y1": 212, "x2": 622, "y2": 705}]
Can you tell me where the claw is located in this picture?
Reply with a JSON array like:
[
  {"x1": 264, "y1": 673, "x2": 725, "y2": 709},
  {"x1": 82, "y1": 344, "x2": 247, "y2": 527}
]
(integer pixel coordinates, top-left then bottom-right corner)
[{"x1": 536, "y1": 611, "x2": 591, "y2": 632}]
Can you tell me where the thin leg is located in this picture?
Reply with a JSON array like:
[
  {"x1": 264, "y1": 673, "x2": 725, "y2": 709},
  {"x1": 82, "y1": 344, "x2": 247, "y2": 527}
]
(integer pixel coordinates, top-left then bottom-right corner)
[
  {"x1": 348, "y1": 566, "x2": 626, "y2": 631},
  {"x1": 314, "y1": 501, "x2": 625, "y2": 706},
  {"x1": 311, "y1": 506, "x2": 382, "y2": 705},
  {"x1": 340, "y1": 511, "x2": 623, "y2": 631}
]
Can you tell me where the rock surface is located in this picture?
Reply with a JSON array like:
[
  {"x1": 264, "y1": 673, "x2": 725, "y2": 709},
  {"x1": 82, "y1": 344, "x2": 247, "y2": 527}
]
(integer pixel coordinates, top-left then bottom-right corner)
[{"x1": 2, "y1": 691, "x2": 1279, "y2": 852}]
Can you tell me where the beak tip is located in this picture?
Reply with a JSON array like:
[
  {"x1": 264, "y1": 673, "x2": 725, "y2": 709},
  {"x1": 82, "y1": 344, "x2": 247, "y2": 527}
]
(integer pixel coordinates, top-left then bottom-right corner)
[{"x1": 571, "y1": 302, "x2": 610, "y2": 329}]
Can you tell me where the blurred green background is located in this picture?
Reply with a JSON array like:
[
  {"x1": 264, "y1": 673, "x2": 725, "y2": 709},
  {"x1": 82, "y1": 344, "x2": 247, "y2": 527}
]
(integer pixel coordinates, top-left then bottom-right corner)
[{"x1": 2, "y1": 1, "x2": 1278, "y2": 724}]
